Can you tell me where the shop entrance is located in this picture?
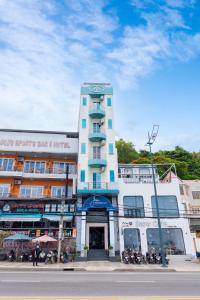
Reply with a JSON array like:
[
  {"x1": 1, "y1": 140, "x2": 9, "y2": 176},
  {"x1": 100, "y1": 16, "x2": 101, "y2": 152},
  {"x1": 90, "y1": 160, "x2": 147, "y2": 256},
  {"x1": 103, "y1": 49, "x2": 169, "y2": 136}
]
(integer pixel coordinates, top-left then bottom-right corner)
[{"x1": 89, "y1": 227, "x2": 105, "y2": 249}]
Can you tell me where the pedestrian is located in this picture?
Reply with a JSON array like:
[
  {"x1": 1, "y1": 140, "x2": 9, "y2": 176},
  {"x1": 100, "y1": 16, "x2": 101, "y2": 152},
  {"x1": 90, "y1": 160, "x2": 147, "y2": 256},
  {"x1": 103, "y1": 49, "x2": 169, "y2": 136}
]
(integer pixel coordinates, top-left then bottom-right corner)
[{"x1": 32, "y1": 244, "x2": 40, "y2": 266}]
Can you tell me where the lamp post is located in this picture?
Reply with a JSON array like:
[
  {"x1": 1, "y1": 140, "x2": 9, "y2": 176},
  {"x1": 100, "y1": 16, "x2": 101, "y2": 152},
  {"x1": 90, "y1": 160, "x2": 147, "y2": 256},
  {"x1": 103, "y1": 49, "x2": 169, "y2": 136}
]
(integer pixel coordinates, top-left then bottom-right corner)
[
  {"x1": 57, "y1": 164, "x2": 69, "y2": 263},
  {"x1": 146, "y1": 125, "x2": 167, "y2": 267}
]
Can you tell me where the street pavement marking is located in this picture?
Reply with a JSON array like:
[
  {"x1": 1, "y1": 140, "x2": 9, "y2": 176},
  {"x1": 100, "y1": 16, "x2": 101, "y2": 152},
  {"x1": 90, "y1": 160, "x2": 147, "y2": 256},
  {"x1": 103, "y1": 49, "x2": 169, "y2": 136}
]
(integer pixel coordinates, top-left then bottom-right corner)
[
  {"x1": 1, "y1": 280, "x2": 41, "y2": 283},
  {"x1": 1, "y1": 297, "x2": 200, "y2": 300},
  {"x1": 116, "y1": 280, "x2": 155, "y2": 283}
]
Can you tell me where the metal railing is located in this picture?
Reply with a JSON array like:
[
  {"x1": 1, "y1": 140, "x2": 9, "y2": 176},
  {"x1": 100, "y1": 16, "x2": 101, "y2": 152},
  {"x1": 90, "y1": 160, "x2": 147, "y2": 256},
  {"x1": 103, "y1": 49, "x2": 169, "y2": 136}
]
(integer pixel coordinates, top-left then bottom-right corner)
[{"x1": 78, "y1": 182, "x2": 118, "y2": 190}]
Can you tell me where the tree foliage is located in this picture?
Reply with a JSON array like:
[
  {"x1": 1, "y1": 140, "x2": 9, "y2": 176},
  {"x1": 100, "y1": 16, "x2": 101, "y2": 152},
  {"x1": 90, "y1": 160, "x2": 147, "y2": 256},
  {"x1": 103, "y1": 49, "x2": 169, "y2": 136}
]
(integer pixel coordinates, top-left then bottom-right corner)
[{"x1": 116, "y1": 140, "x2": 200, "y2": 180}]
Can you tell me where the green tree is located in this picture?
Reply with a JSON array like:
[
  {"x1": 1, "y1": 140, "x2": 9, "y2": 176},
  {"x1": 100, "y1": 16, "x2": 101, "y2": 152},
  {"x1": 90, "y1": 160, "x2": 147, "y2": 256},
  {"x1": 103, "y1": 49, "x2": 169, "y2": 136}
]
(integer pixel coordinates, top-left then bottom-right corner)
[{"x1": 116, "y1": 139, "x2": 139, "y2": 163}]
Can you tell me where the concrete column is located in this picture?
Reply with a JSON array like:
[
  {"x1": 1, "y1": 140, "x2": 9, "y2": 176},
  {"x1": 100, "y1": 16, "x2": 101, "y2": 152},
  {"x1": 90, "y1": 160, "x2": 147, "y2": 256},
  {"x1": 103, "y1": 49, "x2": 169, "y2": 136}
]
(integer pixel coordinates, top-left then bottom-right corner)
[
  {"x1": 80, "y1": 211, "x2": 87, "y2": 257},
  {"x1": 109, "y1": 211, "x2": 115, "y2": 256}
]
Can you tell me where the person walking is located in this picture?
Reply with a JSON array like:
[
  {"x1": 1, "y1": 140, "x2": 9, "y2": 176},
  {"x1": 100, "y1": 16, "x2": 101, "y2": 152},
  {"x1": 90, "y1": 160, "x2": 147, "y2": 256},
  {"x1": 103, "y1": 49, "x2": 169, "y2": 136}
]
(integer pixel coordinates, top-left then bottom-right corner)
[{"x1": 32, "y1": 244, "x2": 40, "y2": 266}]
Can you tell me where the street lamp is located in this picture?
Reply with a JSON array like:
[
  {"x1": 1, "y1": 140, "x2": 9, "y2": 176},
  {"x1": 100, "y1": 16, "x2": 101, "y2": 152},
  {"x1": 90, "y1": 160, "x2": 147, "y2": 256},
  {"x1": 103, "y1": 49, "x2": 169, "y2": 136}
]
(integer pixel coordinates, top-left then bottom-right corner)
[{"x1": 146, "y1": 125, "x2": 167, "y2": 268}]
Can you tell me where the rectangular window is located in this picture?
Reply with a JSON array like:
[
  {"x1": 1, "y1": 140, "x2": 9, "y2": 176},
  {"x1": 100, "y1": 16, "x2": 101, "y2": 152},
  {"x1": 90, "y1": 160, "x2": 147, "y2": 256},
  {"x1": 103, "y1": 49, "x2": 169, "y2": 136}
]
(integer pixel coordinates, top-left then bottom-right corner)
[
  {"x1": 108, "y1": 119, "x2": 112, "y2": 129},
  {"x1": 82, "y1": 97, "x2": 87, "y2": 106},
  {"x1": 53, "y1": 162, "x2": 76, "y2": 174},
  {"x1": 81, "y1": 143, "x2": 86, "y2": 154},
  {"x1": 107, "y1": 97, "x2": 112, "y2": 106},
  {"x1": 82, "y1": 119, "x2": 86, "y2": 128},
  {"x1": 51, "y1": 186, "x2": 72, "y2": 198},
  {"x1": 147, "y1": 228, "x2": 185, "y2": 255},
  {"x1": 151, "y1": 195, "x2": 179, "y2": 217},
  {"x1": 110, "y1": 170, "x2": 115, "y2": 182},
  {"x1": 20, "y1": 186, "x2": 43, "y2": 198},
  {"x1": 179, "y1": 185, "x2": 184, "y2": 195},
  {"x1": 0, "y1": 184, "x2": 10, "y2": 197},
  {"x1": 0, "y1": 158, "x2": 14, "y2": 171},
  {"x1": 123, "y1": 196, "x2": 145, "y2": 217},
  {"x1": 109, "y1": 143, "x2": 114, "y2": 154},
  {"x1": 24, "y1": 161, "x2": 45, "y2": 174},
  {"x1": 192, "y1": 191, "x2": 200, "y2": 199},
  {"x1": 80, "y1": 170, "x2": 85, "y2": 182},
  {"x1": 124, "y1": 228, "x2": 141, "y2": 250}
]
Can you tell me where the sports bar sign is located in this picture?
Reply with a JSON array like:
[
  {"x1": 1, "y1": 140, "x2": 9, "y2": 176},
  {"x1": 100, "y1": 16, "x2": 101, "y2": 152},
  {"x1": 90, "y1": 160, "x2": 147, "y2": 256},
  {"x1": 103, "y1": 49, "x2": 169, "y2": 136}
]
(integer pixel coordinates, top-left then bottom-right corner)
[{"x1": 0, "y1": 131, "x2": 78, "y2": 154}]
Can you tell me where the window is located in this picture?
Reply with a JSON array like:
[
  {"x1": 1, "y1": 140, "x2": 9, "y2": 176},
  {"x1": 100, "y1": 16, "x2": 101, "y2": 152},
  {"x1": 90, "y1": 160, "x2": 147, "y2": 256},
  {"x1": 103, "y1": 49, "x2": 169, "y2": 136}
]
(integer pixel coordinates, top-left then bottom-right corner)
[
  {"x1": 53, "y1": 162, "x2": 76, "y2": 174},
  {"x1": 51, "y1": 186, "x2": 73, "y2": 198},
  {"x1": 80, "y1": 170, "x2": 85, "y2": 182},
  {"x1": 151, "y1": 195, "x2": 179, "y2": 217},
  {"x1": 81, "y1": 143, "x2": 86, "y2": 154},
  {"x1": 93, "y1": 123, "x2": 100, "y2": 133},
  {"x1": 45, "y1": 204, "x2": 50, "y2": 212},
  {"x1": 0, "y1": 184, "x2": 10, "y2": 197},
  {"x1": 108, "y1": 143, "x2": 114, "y2": 154},
  {"x1": 110, "y1": 170, "x2": 115, "y2": 182},
  {"x1": 108, "y1": 119, "x2": 112, "y2": 129},
  {"x1": 192, "y1": 191, "x2": 200, "y2": 199},
  {"x1": 124, "y1": 228, "x2": 141, "y2": 250},
  {"x1": 24, "y1": 161, "x2": 45, "y2": 173},
  {"x1": 179, "y1": 185, "x2": 184, "y2": 195},
  {"x1": 0, "y1": 158, "x2": 14, "y2": 171},
  {"x1": 82, "y1": 97, "x2": 87, "y2": 106},
  {"x1": 107, "y1": 97, "x2": 112, "y2": 106},
  {"x1": 93, "y1": 146, "x2": 101, "y2": 159},
  {"x1": 82, "y1": 119, "x2": 86, "y2": 128},
  {"x1": 20, "y1": 186, "x2": 43, "y2": 198},
  {"x1": 123, "y1": 196, "x2": 145, "y2": 217},
  {"x1": 93, "y1": 172, "x2": 101, "y2": 189},
  {"x1": 146, "y1": 228, "x2": 185, "y2": 255}
]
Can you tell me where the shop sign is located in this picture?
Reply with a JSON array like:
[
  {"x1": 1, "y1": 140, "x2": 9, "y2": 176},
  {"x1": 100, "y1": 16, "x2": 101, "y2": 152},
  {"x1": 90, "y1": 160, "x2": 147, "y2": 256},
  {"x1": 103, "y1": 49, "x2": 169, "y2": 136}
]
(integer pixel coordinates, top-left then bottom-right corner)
[
  {"x1": 121, "y1": 220, "x2": 175, "y2": 228},
  {"x1": 11, "y1": 203, "x2": 44, "y2": 213}
]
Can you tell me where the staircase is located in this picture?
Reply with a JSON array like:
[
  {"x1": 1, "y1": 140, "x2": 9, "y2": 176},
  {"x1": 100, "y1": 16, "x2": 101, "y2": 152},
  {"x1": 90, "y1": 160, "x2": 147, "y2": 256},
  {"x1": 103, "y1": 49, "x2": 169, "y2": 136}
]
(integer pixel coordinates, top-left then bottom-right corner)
[{"x1": 87, "y1": 249, "x2": 109, "y2": 261}]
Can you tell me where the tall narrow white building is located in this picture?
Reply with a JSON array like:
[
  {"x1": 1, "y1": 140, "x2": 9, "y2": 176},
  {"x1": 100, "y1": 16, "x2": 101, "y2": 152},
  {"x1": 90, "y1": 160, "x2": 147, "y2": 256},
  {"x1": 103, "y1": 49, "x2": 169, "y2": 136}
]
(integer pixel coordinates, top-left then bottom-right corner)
[{"x1": 76, "y1": 83, "x2": 119, "y2": 258}]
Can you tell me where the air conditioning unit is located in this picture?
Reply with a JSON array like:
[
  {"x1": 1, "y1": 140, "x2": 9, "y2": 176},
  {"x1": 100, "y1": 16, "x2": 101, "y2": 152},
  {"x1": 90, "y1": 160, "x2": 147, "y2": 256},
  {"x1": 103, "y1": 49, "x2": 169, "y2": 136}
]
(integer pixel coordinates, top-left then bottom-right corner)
[
  {"x1": 14, "y1": 179, "x2": 22, "y2": 185},
  {"x1": 99, "y1": 119, "x2": 105, "y2": 126},
  {"x1": 17, "y1": 157, "x2": 24, "y2": 162},
  {"x1": 100, "y1": 96, "x2": 104, "y2": 101},
  {"x1": 100, "y1": 167, "x2": 105, "y2": 173},
  {"x1": 101, "y1": 140, "x2": 106, "y2": 146}
]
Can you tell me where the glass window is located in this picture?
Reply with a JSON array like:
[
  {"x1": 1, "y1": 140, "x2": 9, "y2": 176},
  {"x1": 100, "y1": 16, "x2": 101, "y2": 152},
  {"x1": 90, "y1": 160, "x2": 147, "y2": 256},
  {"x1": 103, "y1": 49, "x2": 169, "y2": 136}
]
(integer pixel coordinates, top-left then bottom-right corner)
[
  {"x1": 81, "y1": 143, "x2": 86, "y2": 154},
  {"x1": 123, "y1": 196, "x2": 145, "y2": 217},
  {"x1": 45, "y1": 204, "x2": 50, "y2": 212},
  {"x1": 108, "y1": 119, "x2": 112, "y2": 129},
  {"x1": 151, "y1": 195, "x2": 179, "y2": 217},
  {"x1": 107, "y1": 97, "x2": 112, "y2": 106},
  {"x1": 147, "y1": 228, "x2": 185, "y2": 255},
  {"x1": 82, "y1": 97, "x2": 87, "y2": 106},
  {"x1": 51, "y1": 186, "x2": 72, "y2": 198},
  {"x1": 110, "y1": 170, "x2": 115, "y2": 182},
  {"x1": 20, "y1": 186, "x2": 43, "y2": 198},
  {"x1": 124, "y1": 228, "x2": 141, "y2": 250},
  {"x1": 51, "y1": 204, "x2": 57, "y2": 212},
  {"x1": 82, "y1": 119, "x2": 86, "y2": 128},
  {"x1": 80, "y1": 170, "x2": 85, "y2": 182},
  {"x1": 53, "y1": 162, "x2": 76, "y2": 174},
  {"x1": 93, "y1": 123, "x2": 100, "y2": 133},
  {"x1": 0, "y1": 158, "x2": 14, "y2": 171},
  {"x1": 24, "y1": 161, "x2": 45, "y2": 173},
  {"x1": 192, "y1": 191, "x2": 200, "y2": 199},
  {"x1": 109, "y1": 143, "x2": 114, "y2": 154},
  {"x1": 0, "y1": 184, "x2": 10, "y2": 197}
]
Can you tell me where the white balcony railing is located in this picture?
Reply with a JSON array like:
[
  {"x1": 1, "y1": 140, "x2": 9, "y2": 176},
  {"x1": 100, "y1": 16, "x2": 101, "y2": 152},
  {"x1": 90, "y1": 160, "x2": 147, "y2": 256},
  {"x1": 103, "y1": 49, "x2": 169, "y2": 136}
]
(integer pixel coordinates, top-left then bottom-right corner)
[
  {"x1": 118, "y1": 174, "x2": 160, "y2": 184},
  {"x1": 78, "y1": 182, "x2": 118, "y2": 190}
]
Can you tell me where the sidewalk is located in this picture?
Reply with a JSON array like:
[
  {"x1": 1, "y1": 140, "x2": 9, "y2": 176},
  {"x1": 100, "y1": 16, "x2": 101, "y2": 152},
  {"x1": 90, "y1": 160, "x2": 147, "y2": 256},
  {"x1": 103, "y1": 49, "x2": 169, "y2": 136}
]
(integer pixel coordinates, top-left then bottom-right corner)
[{"x1": 0, "y1": 259, "x2": 200, "y2": 272}]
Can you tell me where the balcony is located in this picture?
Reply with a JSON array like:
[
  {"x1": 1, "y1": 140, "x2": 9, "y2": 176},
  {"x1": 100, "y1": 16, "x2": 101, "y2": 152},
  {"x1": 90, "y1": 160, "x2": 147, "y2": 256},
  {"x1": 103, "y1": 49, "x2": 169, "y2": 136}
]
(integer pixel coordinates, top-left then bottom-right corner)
[
  {"x1": 89, "y1": 131, "x2": 106, "y2": 142},
  {"x1": 89, "y1": 106, "x2": 105, "y2": 119},
  {"x1": 118, "y1": 174, "x2": 160, "y2": 184},
  {"x1": 0, "y1": 167, "x2": 23, "y2": 178},
  {"x1": 88, "y1": 158, "x2": 107, "y2": 168},
  {"x1": 77, "y1": 182, "x2": 119, "y2": 195}
]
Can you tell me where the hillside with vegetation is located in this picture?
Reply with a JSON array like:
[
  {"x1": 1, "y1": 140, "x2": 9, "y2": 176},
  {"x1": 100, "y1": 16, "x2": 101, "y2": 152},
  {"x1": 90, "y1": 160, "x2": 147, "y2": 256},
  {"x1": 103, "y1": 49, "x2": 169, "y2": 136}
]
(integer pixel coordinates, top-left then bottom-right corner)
[{"x1": 116, "y1": 139, "x2": 200, "y2": 180}]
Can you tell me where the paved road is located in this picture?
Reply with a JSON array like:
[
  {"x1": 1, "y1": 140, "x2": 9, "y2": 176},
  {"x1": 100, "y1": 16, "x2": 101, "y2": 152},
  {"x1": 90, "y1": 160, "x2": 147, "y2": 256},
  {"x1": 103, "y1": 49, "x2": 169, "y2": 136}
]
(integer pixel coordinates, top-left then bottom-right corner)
[{"x1": 0, "y1": 271, "x2": 200, "y2": 297}]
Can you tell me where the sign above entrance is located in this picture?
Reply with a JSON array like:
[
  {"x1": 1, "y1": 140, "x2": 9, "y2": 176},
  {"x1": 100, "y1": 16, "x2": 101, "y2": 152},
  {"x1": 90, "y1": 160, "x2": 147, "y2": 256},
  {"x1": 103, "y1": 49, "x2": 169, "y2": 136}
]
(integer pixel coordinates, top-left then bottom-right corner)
[{"x1": 77, "y1": 196, "x2": 118, "y2": 212}]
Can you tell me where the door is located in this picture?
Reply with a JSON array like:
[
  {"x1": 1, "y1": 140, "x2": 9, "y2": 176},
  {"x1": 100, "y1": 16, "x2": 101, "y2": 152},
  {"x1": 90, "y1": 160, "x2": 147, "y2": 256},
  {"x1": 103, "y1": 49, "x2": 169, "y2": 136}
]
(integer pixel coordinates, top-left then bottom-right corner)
[
  {"x1": 93, "y1": 172, "x2": 101, "y2": 189},
  {"x1": 93, "y1": 146, "x2": 101, "y2": 159},
  {"x1": 89, "y1": 227, "x2": 105, "y2": 249}
]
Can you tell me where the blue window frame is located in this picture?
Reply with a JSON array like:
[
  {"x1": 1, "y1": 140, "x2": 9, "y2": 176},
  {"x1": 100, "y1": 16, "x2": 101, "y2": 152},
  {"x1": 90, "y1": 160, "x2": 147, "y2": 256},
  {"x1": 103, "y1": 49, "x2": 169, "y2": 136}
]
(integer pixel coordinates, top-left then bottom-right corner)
[
  {"x1": 82, "y1": 119, "x2": 86, "y2": 128},
  {"x1": 82, "y1": 97, "x2": 87, "y2": 106},
  {"x1": 110, "y1": 170, "x2": 115, "y2": 182},
  {"x1": 107, "y1": 98, "x2": 112, "y2": 106},
  {"x1": 108, "y1": 143, "x2": 114, "y2": 154},
  {"x1": 81, "y1": 143, "x2": 86, "y2": 154},
  {"x1": 123, "y1": 196, "x2": 145, "y2": 217},
  {"x1": 80, "y1": 170, "x2": 85, "y2": 182},
  {"x1": 108, "y1": 119, "x2": 112, "y2": 129},
  {"x1": 151, "y1": 195, "x2": 179, "y2": 217}
]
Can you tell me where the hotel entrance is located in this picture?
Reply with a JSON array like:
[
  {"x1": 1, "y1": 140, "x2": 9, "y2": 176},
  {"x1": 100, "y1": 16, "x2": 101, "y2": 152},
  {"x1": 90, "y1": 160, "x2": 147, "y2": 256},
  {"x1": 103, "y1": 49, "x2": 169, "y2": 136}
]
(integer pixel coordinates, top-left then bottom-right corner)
[{"x1": 89, "y1": 227, "x2": 105, "y2": 249}]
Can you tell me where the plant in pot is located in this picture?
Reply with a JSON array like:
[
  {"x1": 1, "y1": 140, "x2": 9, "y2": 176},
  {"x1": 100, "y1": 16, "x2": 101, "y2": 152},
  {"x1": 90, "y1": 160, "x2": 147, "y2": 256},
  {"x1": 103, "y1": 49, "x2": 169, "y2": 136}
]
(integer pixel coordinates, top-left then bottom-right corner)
[
  {"x1": 82, "y1": 245, "x2": 89, "y2": 257},
  {"x1": 108, "y1": 245, "x2": 114, "y2": 257}
]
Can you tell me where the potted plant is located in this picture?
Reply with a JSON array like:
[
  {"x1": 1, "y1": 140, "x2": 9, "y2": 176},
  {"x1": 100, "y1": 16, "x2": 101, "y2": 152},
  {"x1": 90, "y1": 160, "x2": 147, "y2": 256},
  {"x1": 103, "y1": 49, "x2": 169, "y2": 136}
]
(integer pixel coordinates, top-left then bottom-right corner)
[
  {"x1": 81, "y1": 245, "x2": 89, "y2": 257},
  {"x1": 108, "y1": 245, "x2": 114, "y2": 257}
]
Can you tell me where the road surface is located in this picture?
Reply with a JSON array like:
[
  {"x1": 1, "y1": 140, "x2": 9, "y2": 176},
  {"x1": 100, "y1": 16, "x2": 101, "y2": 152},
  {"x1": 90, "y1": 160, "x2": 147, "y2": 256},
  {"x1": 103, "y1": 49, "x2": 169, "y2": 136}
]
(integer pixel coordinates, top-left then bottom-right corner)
[{"x1": 0, "y1": 271, "x2": 200, "y2": 298}]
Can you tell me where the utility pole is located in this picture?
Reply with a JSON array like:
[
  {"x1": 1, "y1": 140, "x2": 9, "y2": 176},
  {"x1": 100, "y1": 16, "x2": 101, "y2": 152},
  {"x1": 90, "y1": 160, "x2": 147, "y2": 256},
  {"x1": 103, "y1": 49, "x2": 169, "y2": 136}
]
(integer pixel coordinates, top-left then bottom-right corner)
[
  {"x1": 146, "y1": 125, "x2": 167, "y2": 268},
  {"x1": 57, "y1": 164, "x2": 69, "y2": 263}
]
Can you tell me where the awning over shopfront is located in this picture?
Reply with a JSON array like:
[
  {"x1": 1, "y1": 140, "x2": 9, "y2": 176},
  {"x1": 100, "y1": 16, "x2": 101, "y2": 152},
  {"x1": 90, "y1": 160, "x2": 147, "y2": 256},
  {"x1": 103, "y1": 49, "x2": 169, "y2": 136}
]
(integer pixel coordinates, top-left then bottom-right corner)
[
  {"x1": 42, "y1": 213, "x2": 73, "y2": 222},
  {"x1": 0, "y1": 213, "x2": 42, "y2": 222}
]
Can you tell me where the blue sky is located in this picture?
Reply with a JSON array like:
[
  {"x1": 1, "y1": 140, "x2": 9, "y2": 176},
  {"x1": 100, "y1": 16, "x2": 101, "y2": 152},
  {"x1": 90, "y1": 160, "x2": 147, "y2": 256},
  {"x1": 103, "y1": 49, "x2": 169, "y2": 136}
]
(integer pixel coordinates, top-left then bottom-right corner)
[{"x1": 0, "y1": 0, "x2": 200, "y2": 151}]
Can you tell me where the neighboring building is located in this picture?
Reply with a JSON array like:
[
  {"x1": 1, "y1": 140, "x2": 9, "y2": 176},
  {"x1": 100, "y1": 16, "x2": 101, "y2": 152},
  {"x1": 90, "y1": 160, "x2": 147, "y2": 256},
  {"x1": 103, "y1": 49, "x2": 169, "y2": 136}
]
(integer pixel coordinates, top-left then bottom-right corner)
[
  {"x1": 179, "y1": 179, "x2": 200, "y2": 252},
  {"x1": 0, "y1": 83, "x2": 196, "y2": 258},
  {"x1": 0, "y1": 129, "x2": 78, "y2": 238}
]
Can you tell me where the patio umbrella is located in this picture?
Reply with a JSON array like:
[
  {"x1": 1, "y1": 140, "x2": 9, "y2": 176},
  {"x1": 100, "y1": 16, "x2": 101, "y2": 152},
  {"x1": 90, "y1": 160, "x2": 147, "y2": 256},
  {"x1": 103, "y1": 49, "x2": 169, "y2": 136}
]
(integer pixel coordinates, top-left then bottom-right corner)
[
  {"x1": 32, "y1": 235, "x2": 57, "y2": 243},
  {"x1": 4, "y1": 233, "x2": 32, "y2": 241}
]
